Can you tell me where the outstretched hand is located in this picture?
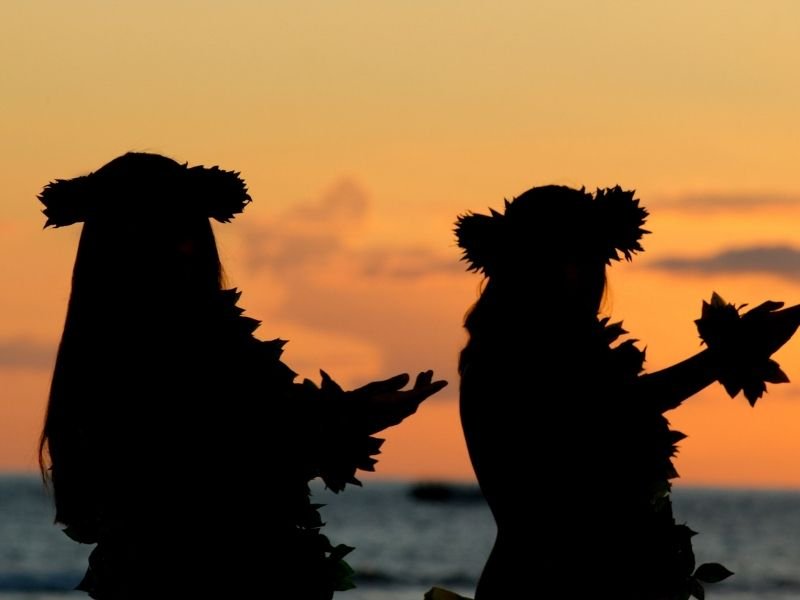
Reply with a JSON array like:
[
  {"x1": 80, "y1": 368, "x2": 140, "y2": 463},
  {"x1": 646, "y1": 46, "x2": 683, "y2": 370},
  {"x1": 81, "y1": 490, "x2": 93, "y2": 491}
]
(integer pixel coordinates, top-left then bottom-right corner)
[
  {"x1": 696, "y1": 292, "x2": 800, "y2": 405},
  {"x1": 348, "y1": 370, "x2": 448, "y2": 435},
  {"x1": 742, "y1": 301, "x2": 800, "y2": 357}
]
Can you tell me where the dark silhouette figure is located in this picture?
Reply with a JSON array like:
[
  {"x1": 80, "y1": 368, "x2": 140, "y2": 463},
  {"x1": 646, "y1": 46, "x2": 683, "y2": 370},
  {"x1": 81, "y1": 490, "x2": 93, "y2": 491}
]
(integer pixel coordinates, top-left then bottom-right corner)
[
  {"x1": 455, "y1": 185, "x2": 800, "y2": 600},
  {"x1": 37, "y1": 152, "x2": 447, "y2": 600}
]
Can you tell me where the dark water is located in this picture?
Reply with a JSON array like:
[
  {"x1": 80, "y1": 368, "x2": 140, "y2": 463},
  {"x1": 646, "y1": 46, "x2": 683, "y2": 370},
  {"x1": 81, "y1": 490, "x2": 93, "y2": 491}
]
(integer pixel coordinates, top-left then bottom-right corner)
[{"x1": 2, "y1": 474, "x2": 800, "y2": 599}]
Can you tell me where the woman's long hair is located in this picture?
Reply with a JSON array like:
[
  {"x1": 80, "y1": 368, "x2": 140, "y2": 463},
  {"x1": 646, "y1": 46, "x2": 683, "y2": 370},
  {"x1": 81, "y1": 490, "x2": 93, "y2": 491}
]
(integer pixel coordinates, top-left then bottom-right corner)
[{"x1": 38, "y1": 153, "x2": 228, "y2": 531}]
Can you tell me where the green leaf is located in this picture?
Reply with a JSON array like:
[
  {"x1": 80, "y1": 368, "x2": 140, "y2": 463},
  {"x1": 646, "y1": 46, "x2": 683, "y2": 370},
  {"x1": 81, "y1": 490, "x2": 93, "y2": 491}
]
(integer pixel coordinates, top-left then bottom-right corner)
[
  {"x1": 690, "y1": 577, "x2": 705, "y2": 600},
  {"x1": 330, "y1": 543, "x2": 355, "y2": 561},
  {"x1": 694, "y1": 562, "x2": 734, "y2": 583},
  {"x1": 331, "y1": 558, "x2": 356, "y2": 591}
]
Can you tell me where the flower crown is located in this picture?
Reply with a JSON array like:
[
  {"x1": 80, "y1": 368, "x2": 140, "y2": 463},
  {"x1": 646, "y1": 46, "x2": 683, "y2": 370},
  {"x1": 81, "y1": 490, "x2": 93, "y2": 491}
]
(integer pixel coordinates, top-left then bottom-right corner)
[
  {"x1": 455, "y1": 185, "x2": 649, "y2": 276},
  {"x1": 38, "y1": 152, "x2": 251, "y2": 228}
]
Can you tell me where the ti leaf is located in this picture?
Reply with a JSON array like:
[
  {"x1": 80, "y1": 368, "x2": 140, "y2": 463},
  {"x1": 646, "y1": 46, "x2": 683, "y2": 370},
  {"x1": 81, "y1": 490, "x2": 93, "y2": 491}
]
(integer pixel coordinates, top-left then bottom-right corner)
[{"x1": 694, "y1": 562, "x2": 734, "y2": 583}]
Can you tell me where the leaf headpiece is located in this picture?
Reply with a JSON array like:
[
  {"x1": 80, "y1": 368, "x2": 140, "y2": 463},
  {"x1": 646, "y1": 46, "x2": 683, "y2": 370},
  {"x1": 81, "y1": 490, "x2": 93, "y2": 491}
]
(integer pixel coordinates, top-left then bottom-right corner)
[
  {"x1": 38, "y1": 152, "x2": 251, "y2": 228},
  {"x1": 454, "y1": 185, "x2": 649, "y2": 276}
]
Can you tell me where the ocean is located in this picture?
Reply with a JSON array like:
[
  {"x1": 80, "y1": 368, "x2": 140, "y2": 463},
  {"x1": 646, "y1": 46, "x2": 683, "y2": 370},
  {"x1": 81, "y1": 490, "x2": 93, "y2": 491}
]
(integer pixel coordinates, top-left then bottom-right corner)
[{"x1": 2, "y1": 474, "x2": 800, "y2": 599}]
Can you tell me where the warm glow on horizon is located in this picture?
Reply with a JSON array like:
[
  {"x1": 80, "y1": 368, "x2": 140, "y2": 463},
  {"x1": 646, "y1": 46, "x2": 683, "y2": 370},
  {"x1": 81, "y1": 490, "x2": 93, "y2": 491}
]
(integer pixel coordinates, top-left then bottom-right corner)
[{"x1": 5, "y1": 2, "x2": 800, "y2": 489}]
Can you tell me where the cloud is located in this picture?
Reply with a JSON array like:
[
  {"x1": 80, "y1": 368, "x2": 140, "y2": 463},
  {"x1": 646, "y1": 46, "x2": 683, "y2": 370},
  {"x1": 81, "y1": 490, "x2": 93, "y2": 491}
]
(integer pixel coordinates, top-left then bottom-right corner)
[
  {"x1": 240, "y1": 179, "x2": 367, "y2": 272},
  {"x1": 360, "y1": 247, "x2": 465, "y2": 278},
  {"x1": 283, "y1": 179, "x2": 369, "y2": 223},
  {"x1": 240, "y1": 178, "x2": 461, "y2": 279},
  {"x1": 243, "y1": 229, "x2": 344, "y2": 272},
  {"x1": 657, "y1": 192, "x2": 800, "y2": 213},
  {"x1": 652, "y1": 245, "x2": 800, "y2": 279},
  {"x1": 0, "y1": 338, "x2": 56, "y2": 370}
]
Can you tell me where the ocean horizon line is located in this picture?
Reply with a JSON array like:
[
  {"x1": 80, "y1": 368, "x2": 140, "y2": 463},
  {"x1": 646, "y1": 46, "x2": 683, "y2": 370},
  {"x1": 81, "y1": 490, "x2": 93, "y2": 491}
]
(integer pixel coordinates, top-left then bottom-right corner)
[
  {"x1": 6, "y1": 470, "x2": 800, "y2": 495},
  {"x1": 358, "y1": 473, "x2": 800, "y2": 493}
]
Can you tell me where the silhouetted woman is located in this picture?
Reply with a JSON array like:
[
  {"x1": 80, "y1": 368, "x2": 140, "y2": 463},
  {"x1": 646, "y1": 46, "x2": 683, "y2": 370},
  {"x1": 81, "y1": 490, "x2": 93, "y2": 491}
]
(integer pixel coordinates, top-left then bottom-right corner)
[
  {"x1": 456, "y1": 185, "x2": 800, "y2": 600},
  {"x1": 38, "y1": 152, "x2": 446, "y2": 599}
]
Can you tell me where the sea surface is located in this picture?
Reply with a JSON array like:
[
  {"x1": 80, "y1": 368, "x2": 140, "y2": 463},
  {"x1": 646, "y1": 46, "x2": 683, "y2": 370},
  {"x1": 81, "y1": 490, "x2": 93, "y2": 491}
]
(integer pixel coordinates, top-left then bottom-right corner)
[{"x1": 2, "y1": 474, "x2": 800, "y2": 599}]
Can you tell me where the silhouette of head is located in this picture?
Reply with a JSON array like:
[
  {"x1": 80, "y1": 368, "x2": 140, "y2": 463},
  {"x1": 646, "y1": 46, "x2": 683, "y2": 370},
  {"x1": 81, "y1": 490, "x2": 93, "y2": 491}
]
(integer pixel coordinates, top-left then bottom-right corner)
[
  {"x1": 39, "y1": 152, "x2": 251, "y2": 297},
  {"x1": 456, "y1": 185, "x2": 648, "y2": 316}
]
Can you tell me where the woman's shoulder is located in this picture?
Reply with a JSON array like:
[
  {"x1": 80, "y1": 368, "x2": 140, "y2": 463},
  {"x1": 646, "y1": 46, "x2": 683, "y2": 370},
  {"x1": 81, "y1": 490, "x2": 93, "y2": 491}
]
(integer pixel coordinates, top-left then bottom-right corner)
[{"x1": 201, "y1": 288, "x2": 298, "y2": 380}]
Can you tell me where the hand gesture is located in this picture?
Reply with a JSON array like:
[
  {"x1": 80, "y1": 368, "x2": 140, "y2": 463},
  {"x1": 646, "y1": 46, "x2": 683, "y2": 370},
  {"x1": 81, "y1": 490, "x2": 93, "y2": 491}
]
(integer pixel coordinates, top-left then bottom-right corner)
[
  {"x1": 742, "y1": 301, "x2": 800, "y2": 357},
  {"x1": 696, "y1": 292, "x2": 800, "y2": 405},
  {"x1": 342, "y1": 370, "x2": 448, "y2": 435},
  {"x1": 310, "y1": 370, "x2": 447, "y2": 492}
]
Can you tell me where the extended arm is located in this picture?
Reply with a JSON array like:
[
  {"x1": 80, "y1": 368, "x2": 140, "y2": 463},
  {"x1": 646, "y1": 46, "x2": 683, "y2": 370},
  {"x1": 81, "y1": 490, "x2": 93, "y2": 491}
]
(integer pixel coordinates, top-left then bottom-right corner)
[
  {"x1": 636, "y1": 296, "x2": 800, "y2": 413},
  {"x1": 635, "y1": 349, "x2": 719, "y2": 413},
  {"x1": 346, "y1": 370, "x2": 448, "y2": 435},
  {"x1": 295, "y1": 370, "x2": 448, "y2": 492}
]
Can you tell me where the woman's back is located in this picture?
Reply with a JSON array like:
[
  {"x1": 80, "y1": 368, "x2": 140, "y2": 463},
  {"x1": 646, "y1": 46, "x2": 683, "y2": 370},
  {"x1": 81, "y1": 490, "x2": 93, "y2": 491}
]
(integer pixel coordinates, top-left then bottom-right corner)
[{"x1": 456, "y1": 186, "x2": 695, "y2": 599}]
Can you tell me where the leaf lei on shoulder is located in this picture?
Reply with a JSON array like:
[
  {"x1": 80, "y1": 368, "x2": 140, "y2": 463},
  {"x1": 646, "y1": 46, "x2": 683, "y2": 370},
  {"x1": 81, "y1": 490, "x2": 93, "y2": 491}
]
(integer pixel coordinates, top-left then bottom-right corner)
[
  {"x1": 695, "y1": 292, "x2": 793, "y2": 406},
  {"x1": 214, "y1": 287, "x2": 384, "y2": 490},
  {"x1": 597, "y1": 316, "x2": 646, "y2": 378},
  {"x1": 289, "y1": 373, "x2": 385, "y2": 594},
  {"x1": 599, "y1": 317, "x2": 734, "y2": 599},
  {"x1": 212, "y1": 288, "x2": 371, "y2": 593},
  {"x1": 298, "y1": 372, "x2": 385, "y2": 493},
  {"x1": 598, "y1": 317, "x2": 685, "y2": 489},
  {"x1": 212, "y1": 288, "x2": 297, "y2": 383}
]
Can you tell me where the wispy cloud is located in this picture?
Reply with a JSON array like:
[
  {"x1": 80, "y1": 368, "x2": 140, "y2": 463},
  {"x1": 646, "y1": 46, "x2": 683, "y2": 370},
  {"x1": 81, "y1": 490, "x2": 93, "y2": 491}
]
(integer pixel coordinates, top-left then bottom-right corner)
[
  {"x1": 240, "y1": 178, "x2": 460, "y2": 279},
  {"x1": 283, "y1": 179, "x2": 369, "y2": 223},
  {"x1": 360, "y1": 247, "x2": 464, "y2": 278},
  {"x1": 0, "y1": 338, "x2": 56, "y2": 370},
  {"x1": 653, "y1": 245, "x2": 800, "y2": 280},
  {"x1": 240, "y1": 178, "x2": 366, "y2": 272},
  {"x1": 657, "y1": 192, "x2": 800, "y2": 213}
]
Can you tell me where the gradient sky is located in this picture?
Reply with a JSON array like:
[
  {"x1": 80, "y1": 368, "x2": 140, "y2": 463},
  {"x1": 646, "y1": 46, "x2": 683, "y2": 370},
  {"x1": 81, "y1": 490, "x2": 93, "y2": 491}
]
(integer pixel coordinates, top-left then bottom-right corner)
[{"x1": 4, "y1": 2, "x2": 800, "y2": 488}]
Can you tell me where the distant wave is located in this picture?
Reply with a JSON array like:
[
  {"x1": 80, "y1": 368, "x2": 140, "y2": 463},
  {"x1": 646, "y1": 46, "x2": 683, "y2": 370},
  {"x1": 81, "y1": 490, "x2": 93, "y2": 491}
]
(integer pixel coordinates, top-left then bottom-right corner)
[
  {"x1": 353, "y1": 568, "x2": 478, "y2": 588},
  {"x1": 0, "y1": 572, "x2": 82, "y2": 592},
  {"x1": 350, "y1": 569, "x2": 800, "y2": 595},
  {"x1": 3, "y1": 570, "x2": 800, "y2": 596}
]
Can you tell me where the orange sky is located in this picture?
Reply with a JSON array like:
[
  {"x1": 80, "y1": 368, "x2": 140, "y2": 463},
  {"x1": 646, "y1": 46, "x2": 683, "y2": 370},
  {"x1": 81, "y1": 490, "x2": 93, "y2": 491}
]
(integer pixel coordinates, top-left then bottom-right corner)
[{"x1": 4, "y1": 2, "x2": 800, "y2": 488}]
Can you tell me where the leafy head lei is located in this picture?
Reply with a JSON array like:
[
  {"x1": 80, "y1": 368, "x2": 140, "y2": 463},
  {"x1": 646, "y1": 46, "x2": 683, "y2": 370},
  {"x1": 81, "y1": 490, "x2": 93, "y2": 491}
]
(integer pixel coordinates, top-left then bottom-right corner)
[
  {"x1": 455, "y1": 184, "x2": 649, "y2": 276},
  {"x1": 38, "y1": 152, "x2": 251, "y2": 228}
]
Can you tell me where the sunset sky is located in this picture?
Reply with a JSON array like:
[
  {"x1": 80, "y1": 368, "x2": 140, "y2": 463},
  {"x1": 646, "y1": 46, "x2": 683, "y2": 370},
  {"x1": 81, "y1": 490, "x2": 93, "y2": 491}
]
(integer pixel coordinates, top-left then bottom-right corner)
[{"x1": 4, "y1": 2, "x2": 800, "y2": 488}]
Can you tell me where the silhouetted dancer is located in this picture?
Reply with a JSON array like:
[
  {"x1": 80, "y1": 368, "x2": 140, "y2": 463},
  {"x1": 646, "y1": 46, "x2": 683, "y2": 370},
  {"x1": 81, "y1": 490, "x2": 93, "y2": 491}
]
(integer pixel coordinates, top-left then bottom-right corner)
[
  {"x1": 37, "y1": 152, "x2": 447, "y2": 600},
  {"x1": 454, "y1": 185, "x2": 800, "y2": 600}
]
